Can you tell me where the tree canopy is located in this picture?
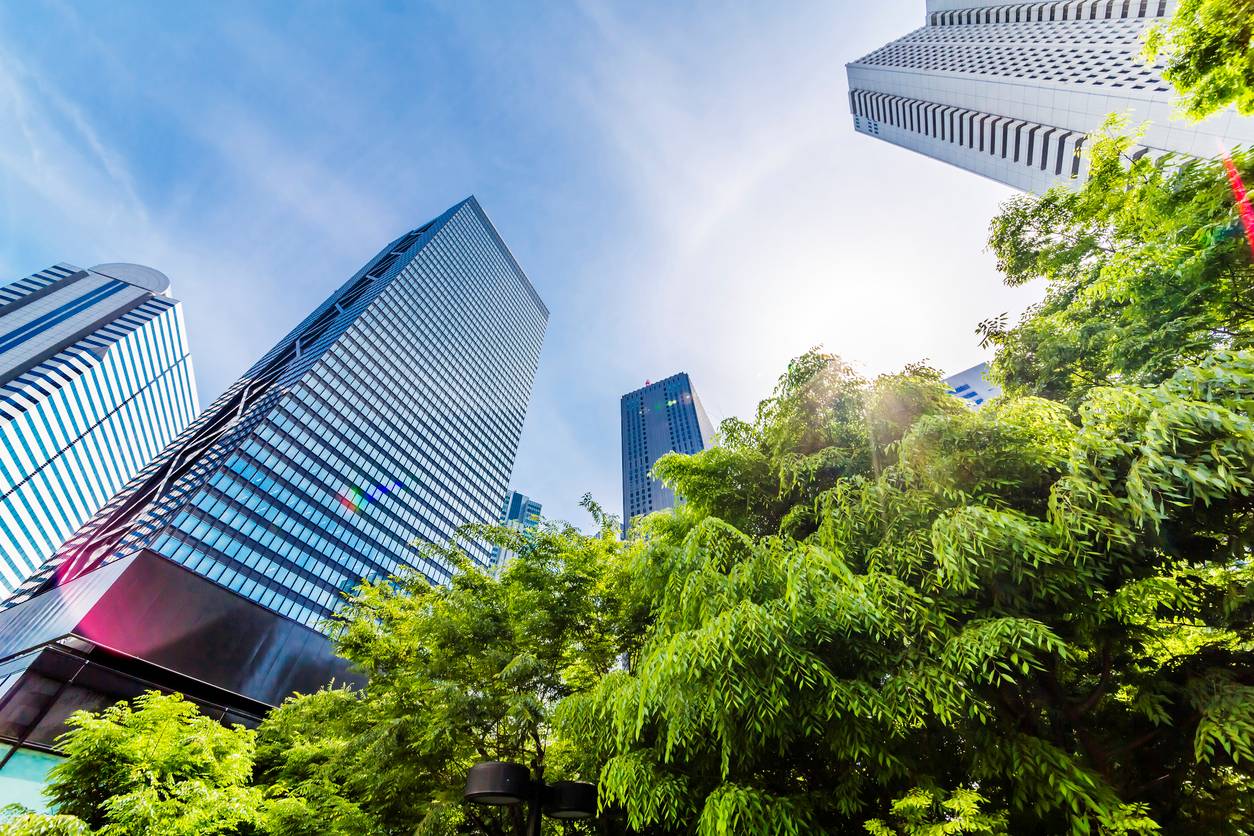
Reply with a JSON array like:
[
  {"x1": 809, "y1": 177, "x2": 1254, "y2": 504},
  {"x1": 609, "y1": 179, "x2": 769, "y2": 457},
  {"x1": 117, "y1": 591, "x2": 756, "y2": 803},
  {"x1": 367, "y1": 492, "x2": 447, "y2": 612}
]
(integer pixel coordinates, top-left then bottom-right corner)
[
  {"x1": 557, "y1": 349, "x2": 1254, "y2": 834},
  {"x1": 9, "y1": 345, "x2": 1254, "y2": 835},
  {"x1": 981, "y1": 125, "x2": 1254, "y2": 406},
  {"x1": 1145, "y1": 0, "x2": 1254, "y2": 121},
  {"x1": 1, "y1": 691, "x2": 267, "y2": 836}
]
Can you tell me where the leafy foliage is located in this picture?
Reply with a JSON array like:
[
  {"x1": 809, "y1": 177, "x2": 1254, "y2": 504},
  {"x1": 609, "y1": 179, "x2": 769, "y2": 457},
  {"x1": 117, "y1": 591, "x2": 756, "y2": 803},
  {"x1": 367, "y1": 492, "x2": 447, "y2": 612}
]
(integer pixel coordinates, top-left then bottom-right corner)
[
  {"x1": 0, "y1": 809, "x2": 91, "y2": 836},
  {"x1": 1144, "y1": 0, "x2": 1254, "y2": 120},
  {"x1": 11, "y1": 500, "x2": 634, "y2": 836},
  {"x1": 251, "y1": 496, "x2": 633, "y2": 835},
  {"x1": 559, "y1": 350, "x2": 1254, "y2": 834},
  {"x1": 12, "y1": 345, "x2": 1254, "y2": 835},
  {"x1": 652, "y1": 352, "x2": 959, "y2": 540},
  {"x1": 5, "y1": 692, "x2": 268, "y2": 836},
  {"x1": 864, "y1": 788, "x2": 1008, "y2": 836},
  {"x1": 983, "y1": 124, "x2": 1254, "y2": 405}
]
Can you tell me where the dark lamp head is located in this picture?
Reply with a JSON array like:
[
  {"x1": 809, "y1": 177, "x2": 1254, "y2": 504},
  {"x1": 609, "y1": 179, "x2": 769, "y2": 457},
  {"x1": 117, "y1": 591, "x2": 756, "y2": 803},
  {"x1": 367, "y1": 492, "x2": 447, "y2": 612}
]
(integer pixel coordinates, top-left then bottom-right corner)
[
  {"x1": 544, "y1": 780, "x2": 597, "y2": 820},
  {"x1": 463, "y1": 761, "x2": 532, "y2": 806}
]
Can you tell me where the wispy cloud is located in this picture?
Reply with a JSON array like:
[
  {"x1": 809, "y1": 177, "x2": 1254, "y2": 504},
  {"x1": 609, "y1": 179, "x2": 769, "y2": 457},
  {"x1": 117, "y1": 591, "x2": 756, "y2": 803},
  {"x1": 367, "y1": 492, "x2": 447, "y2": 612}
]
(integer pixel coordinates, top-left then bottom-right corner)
[
  {"x1": 0, "y1": 0, "x2": 1044, "y2": 528},
  {"x1": 0, "y1": 7, "x2": 413, "y2": 399}
]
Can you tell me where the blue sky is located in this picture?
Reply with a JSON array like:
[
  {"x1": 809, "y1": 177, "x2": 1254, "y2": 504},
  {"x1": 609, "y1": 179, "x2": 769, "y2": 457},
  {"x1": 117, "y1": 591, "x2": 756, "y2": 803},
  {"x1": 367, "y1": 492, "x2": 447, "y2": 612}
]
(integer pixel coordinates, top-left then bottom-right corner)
[{"x1": 0, "y1": 1, "x2": 1042, "y2": 527}]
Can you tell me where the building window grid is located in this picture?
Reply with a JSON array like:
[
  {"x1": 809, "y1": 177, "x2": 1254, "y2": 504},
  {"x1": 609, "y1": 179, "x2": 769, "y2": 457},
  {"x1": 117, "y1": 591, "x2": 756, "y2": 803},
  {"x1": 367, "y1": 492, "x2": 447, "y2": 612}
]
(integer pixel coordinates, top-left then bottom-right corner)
[{"x1": 10, "y1": 204, "x2": 545, "y2": 617}]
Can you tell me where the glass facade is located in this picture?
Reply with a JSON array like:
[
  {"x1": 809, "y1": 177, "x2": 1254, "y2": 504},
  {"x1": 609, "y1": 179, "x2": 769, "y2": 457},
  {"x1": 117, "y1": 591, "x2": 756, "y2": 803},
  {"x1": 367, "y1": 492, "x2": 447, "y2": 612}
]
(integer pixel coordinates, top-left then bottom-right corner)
[
  {"x1": 7, "y1": 197, "x2": 548, "y2": 629},
  {"x1": 0, "y1": 264, "x2": 198, "y2": 594},
  {"x1": 620, "y1": 372, "x2": 715, "y2": 535},
  {"x1": 490, "y1": 489, "x2": 542, "y2": 569}
]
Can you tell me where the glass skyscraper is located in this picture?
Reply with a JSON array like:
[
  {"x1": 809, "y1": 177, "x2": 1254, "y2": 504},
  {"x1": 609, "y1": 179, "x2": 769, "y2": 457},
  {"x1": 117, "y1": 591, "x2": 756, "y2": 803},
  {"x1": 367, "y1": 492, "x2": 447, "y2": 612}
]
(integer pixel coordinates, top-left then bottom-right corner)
[
  {"x1": 490, "y1": 489, "x2": 542, "y2": 569},
  {"x1": 847, "y1": 1, "x2": 1254, "y2": 191},
  {"x1": 0, "y1": 263, "x2": 198, "y2": 596},
  {"x1": 0, "y1": 198, "x2": 547, "y2": 804},
  {"x1": 620, "y1": 373, "x2": 715, "y2": 535},
  {"x1": 7, "y1": 197, "x2": 548, "y2": 629}
]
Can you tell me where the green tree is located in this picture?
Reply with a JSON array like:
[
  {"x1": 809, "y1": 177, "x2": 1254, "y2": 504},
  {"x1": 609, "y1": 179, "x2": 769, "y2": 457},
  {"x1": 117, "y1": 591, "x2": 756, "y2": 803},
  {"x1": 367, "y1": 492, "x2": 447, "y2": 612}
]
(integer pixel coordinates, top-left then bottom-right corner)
[
  {"x1": 982, "y1": 125, "x2": 1254, "y2": 406},
  {"x1": 252, "y1": 497, "x2": 633, "y2": 835},
  {"x1": 15, "y1": 350, "x2": 1254, "y2": 835},
  {"x1": 558, "y1": 349, "x2": 1254, "y2": 834},
  {"x1": 3, "y1": 691, "x2": 268, "y2": 836},
  {"x1": 0, "y1": 810, "x2": 91, "y2": 836},
  {"x1": 1144, "y1": 0, "x2": 1254, "y2": 121},
  {"x1": 651, "y1": 353, "x2": 959, "y2": 541},
  {"x1": 864, "y1": 788, "x2": 1008, "y2": 836},
  {"x1": 3, "y1": 501, "x2": 634, "y2": 836}
]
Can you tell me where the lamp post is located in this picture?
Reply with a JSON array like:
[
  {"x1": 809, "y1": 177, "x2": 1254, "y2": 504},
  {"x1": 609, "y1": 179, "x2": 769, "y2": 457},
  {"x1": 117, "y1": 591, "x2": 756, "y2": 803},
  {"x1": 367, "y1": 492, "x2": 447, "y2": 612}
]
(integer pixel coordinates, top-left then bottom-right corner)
[{"x1": 464, "y1": 761, "x2": 597, "y2": 835}]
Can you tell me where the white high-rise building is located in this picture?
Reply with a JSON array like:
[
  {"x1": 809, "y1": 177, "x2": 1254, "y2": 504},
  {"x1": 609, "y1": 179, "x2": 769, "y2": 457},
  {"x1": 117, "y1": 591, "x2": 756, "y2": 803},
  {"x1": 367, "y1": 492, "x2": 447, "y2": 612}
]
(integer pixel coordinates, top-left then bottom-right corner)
[
  {"x1": 0, "y1": 263, "x2": 199, "y2": 594},
  {"x1": 847, "y1": 1, "x2": 1254, "y2": 191},
  {"x1": 944, "y1": 361, "x2": 1001, "y2": 408}
]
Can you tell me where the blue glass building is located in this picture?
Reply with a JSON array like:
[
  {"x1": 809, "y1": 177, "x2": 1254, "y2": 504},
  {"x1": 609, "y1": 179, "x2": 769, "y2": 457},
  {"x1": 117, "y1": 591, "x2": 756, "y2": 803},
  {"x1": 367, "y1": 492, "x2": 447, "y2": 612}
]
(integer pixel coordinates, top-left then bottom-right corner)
[
  {"x1": 620, "y1": 372, "x2": 715, "y2": 534},
  {"x1": 490, "y1": 489, "x2": 542, "y2": 569},
  {"x1": 7, "y1": 197, "x2": 547, "y2": 627},
  {"x1": 0, "y1": 198, "x2": 547, "y2": 799},
  {"x1": 0, "y1": 263, "x2": 198, "y2": 596}
]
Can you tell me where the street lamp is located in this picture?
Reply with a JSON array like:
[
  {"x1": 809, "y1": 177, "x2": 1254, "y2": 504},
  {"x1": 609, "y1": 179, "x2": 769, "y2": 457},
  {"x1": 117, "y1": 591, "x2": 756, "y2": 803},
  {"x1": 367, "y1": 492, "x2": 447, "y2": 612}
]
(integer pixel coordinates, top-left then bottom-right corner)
[{"x1": 464, "y1": 761, "x2": 597, "y2": 834}]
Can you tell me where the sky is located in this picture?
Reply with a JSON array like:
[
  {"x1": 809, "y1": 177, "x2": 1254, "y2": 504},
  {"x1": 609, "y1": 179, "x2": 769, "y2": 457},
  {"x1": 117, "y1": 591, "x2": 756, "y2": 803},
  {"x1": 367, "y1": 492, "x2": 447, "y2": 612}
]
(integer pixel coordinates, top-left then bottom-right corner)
[{"x1": 0, "y1": 0, "x2": 1043, "y2": 527}]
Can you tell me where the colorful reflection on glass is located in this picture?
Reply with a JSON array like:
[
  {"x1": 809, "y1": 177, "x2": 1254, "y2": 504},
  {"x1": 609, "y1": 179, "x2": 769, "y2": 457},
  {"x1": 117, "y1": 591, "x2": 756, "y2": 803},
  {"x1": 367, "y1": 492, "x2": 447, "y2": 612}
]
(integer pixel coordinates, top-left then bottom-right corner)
[{"x1": 338, "y1": 481, "x2": 404, "y2": 514}]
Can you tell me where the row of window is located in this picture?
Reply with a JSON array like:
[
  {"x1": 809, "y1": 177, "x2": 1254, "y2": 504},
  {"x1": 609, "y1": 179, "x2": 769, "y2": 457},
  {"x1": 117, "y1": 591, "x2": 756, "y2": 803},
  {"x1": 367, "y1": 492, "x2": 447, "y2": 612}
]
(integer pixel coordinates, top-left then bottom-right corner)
[
  {"x1": 929, "y1": 0, "x2": 1168, "y2": 26},
  {"x1": 396, "y1": 225, "x2": 543, "y2": 440},
  {"x1": 345, "y1": 214, "x2": 542, "y2": 495},
  {"x1": 268, "y1": 391, "x2": 470, "y2": 559},
  {"x1": 0, "y1": 264, "x2": 78, "y2": 313},
  {"x1": 152, "y1": 447, "x2": 426, "y2": 626},
  {"x1": 908, "y1": 17, "x2": 1146, "y2": 45},
  {"x1": 851, "y1": 89, "x2": 1091, "y2": 178},
  {"x1": 855, "y1": 39, "x2": 1168, "y2": 91},
  {"x1": 342, "y1": 294, "x2": 514, "y2": 508},
  {"x1": 0, "y1": 363, "x2": 196, "y2": 587},
  {"x1": 0, "y1": 302, "x2": 191, "y2": 481},
  {"x1": 315, "y1": 329, "x2": 503, "y2": 540},
  {"x1": 0, "y1": 309, "x2": 193, "y2": 512}
]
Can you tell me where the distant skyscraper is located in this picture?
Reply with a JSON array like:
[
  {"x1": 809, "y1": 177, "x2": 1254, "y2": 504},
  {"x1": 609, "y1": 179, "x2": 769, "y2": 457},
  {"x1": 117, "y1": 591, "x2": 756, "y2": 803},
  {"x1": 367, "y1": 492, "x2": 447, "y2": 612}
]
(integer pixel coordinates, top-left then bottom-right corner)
[
  {"x1": 847, "y1": 1, "x2": 1254, "y2": 191},
  {"x1": 945, "y1": 362, "x2": 1002, "y2": 408},
  {"x1": 0, "y1": 198, "x2": 547, "y2": 796},
  {"x1": 0, "y1": 263, "x2": 198, "y2": 596},
  {"x1": 490, "y1": 490, "x2": 542, "y2": 569},
  {"x1": 621, "y1": 373, "x2": 715, "y2": 534}
]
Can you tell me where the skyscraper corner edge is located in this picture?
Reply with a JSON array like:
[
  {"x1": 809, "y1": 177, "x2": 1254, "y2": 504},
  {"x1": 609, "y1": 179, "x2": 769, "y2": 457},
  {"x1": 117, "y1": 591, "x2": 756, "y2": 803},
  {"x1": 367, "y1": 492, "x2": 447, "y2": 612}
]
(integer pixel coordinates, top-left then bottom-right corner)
[{"x1": 458, "y1": 196, "x2": 550, "y2": 321}]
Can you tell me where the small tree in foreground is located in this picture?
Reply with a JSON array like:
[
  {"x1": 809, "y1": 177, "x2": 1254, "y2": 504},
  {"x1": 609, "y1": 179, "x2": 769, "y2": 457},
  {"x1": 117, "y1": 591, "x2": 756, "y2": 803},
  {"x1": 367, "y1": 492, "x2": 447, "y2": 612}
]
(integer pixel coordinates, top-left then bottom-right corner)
[
  {"x1": 0, "y1": 691, "x2": 266, "y2": 836},
  {"x1": 251, "y1": 498, "x2": 634, "y2": 835}
]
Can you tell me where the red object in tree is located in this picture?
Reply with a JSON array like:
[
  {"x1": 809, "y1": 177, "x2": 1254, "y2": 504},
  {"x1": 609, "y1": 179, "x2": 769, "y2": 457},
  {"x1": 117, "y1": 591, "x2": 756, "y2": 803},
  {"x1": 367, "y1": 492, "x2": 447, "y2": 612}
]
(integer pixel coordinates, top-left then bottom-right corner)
[{"x1": 1221, "y1": 151, "x2": 1254, "y2": 259}]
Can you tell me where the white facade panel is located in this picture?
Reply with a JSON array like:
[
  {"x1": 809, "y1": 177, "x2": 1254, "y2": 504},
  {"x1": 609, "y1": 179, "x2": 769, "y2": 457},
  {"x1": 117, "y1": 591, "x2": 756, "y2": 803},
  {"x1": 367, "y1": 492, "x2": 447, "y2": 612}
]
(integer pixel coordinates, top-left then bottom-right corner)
[{"x1": 945, "y1": 362, "x2": 1002, "y2": 408}]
